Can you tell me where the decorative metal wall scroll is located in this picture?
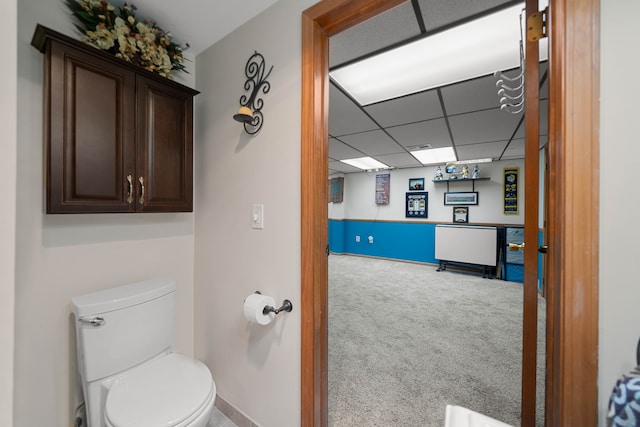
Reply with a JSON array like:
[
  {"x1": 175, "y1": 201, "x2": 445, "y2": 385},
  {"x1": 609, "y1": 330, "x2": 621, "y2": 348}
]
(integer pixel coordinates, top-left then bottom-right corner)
[{"x1": 233, "y1": 51, "x2": 273, "y2": 135}]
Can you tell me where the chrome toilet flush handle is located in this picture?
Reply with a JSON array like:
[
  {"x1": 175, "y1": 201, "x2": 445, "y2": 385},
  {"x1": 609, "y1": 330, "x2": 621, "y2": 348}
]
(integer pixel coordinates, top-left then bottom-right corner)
[{"x1": 78, "y1": 316, "x2": 105, "y2": 327}]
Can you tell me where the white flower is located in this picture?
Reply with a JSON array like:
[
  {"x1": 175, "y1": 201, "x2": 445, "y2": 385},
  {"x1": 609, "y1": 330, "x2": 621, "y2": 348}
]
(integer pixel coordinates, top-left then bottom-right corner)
[
  {"x1": 114, "y1": 17, "x2": 129, "y2": 37},
  {"x1": 85, "y1": 25, "x2": 115, "y2": 50},
  {"x1": 116, "y1": 34, "x2": 138, "y2": 60}
]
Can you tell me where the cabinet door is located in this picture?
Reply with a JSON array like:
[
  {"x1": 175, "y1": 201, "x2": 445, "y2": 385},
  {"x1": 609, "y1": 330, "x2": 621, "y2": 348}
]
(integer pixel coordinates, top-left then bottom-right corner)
[
  {"x1": 135, "y1": 76, "x2": 194, "y2": 212},
  {"x1": 46, "y1": 41, "x2": 136, "y2": 213}
]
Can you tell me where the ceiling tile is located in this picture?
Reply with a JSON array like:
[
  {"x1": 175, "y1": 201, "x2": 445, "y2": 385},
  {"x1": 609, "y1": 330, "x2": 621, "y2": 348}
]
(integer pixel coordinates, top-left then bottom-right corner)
[
  {"x1": 329, "y1": 160, "x2": 362, "y2": 173},
  {"x1": 329, "y1": 85, "x2": 379, "y2": 136},
  {"x1": 374, "y1": 152, "x2": 423, "y2": 169},
  {"x1": 499, "y1": 137, "x2": 549, "y2": 160},
  {"x1": 418, "y1": 0, "x2": 515, "y2": 31},
  {"x1": 364, "y1": 90, "x2": 442, "y2": 128},
  {"x1": 441, "y1": 74, "x2": 504, "y2": 115},
  {"x1": 449, "y1": 108, "x2": 523, "y2": 145},
  {"x1": 329, "y1": 2, "x2": 422, "y2": 68},
  {"x1": 513, "y1": 99, "x2": 549, "y2": 139},
  {"x1": 329, "y1": 137, "x2": 366, "y2": 160},
  {"x1": 386, "y1": 118, "x2": 451, "y2": 149},
  {"x1": 500, "y1": 138, "x2": 526, "y2": 159},
  {"x1": 339, "y1": 130, "x2": 405, "y2": 156},
  {"x1": 455, "y1": 140, "x2": 511, "y2": 161}
]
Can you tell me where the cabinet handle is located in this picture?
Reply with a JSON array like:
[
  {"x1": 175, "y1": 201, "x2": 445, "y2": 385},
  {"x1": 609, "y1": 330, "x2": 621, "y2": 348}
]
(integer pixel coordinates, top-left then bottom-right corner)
[
  {"x1": 138, "y1": 177, "x2": 145, "y2": 205},
  {"x1": 126, "y1": 175, "x2": 133, "y2": 204}
]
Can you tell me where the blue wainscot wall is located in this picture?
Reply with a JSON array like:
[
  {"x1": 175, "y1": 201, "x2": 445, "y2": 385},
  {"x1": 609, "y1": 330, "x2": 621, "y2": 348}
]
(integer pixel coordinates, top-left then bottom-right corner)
[
  {"x1": 329, "y1": 219, "x2": 542, "y2": 285},
  {"x1": 329, "y1": 219, "x2": 437, "y2": 264}
]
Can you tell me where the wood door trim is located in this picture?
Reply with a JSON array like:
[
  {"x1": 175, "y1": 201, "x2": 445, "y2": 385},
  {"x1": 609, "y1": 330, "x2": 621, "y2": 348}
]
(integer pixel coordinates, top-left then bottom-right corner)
[
  {"x1": 522, "y1": 1, "x2": 541, "y2": 424},
  {"x1": 301, "y1": 2, "x2": 405, "y2": 425},
  {"x1": 301, "y1": 0, "x2": 600, "y2": 425},
  {"x1": 547, "y1": 0, "x2": 600, "y2": 425}
]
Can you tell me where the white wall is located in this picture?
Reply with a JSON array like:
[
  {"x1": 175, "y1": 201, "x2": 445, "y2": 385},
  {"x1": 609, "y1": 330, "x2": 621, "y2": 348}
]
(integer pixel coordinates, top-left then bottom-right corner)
[
  {"x1": 193, "y1": 0, "x2": 315, "y2": 425},
  {"x1": 0, "y1": 0, "x2": 17, "y2": 425},
  {"x1": 332, "y1": 160, "x2": 525, "y2": 225},
  {"x1": 15, "y1": 3, "x2": 197, "y2": 426},
  {"x1": 599, "y1": 0, "x2": 640, "y2": 423}
]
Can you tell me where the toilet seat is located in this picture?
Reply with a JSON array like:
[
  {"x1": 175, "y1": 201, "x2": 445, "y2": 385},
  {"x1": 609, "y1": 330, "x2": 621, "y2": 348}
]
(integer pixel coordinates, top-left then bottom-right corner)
[{"x1": 105, "y1": 353, "x2": 215, "y2": 427}]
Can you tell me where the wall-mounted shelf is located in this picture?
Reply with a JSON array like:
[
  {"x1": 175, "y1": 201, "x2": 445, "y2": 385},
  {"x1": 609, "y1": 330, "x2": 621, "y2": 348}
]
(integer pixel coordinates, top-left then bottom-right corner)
[{"x1": 432, "y1": 177, "x2": 490, "y2": 192}]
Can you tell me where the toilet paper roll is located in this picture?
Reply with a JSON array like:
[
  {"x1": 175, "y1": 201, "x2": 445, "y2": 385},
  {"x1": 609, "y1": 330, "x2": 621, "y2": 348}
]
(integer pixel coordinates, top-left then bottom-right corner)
[{"x1": 243, "y1": 293, "x2": 276, "y2": 325}]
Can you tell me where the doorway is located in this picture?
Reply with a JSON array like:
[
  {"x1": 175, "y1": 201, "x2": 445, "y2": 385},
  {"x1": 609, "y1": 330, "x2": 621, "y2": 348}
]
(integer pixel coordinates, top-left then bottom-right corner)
[
  {"x1": 301, "y1": 1, "x2": 599, "y2": 426},
  {"x1": 325, "y1": 3, "x2": 548, "y2": 422}
]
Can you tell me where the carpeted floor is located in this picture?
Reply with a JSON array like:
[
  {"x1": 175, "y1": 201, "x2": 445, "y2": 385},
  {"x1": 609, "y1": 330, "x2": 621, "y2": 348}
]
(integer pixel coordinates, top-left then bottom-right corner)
[{"x1": 328, "y1": 255, "x2": 545, "y2": 427}]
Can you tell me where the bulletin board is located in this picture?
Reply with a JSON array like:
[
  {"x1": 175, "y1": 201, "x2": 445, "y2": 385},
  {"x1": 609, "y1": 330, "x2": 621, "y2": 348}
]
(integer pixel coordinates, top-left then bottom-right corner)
[{"x1": 375, "y1": 173, "x2": 390, "y2": 204}]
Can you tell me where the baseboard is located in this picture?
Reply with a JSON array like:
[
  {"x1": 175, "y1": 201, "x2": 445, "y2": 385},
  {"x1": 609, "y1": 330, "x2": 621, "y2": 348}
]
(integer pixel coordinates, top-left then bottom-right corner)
[{"x1": 215, "y1": 395, "x2": 260, "y2": 427}]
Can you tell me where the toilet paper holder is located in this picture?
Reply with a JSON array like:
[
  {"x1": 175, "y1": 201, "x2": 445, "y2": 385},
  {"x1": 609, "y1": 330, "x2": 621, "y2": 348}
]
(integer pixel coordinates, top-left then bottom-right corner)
[{"x1": 254, "y1": 291, "x2": 293, "y2": 315}]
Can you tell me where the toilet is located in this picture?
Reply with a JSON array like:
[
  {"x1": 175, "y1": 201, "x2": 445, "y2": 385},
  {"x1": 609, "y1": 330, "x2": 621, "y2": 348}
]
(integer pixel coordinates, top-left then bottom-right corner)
[{"x1": 72, "y1": 278, "x2": 216, "y2": 427}]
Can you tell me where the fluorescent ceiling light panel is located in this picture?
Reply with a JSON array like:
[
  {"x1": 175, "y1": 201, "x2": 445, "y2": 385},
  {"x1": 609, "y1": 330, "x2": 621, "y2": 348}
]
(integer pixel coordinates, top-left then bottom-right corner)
[
  {"x1": 411, "y1": 147, "x2": 457, "y2": 165},
  {"x1": 330, "y1": 2, "x2": 548, "y2": 105},
  {"x1": 340, "y1": 156, "x2": 390, "y2": 170},
  {"x1": 453, "y1": 158, "x2": 493, "y2": 165}
]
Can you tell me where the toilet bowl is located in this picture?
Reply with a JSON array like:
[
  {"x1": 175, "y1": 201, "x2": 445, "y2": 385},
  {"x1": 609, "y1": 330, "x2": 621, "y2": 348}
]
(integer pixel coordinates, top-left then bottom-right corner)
[
  {"x1": 72, "y1": 278, "x2": 216, "y2": 427},
  {"x1": 104, "y1": 354, "x2": 216, "y2": 427}
]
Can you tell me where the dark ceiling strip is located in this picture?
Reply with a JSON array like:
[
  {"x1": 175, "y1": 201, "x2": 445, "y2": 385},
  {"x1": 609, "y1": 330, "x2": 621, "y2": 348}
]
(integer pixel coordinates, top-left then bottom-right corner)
[
  {"x1": 329, "y1": 0, "x2": 524, "y2": 72},
  {"x1": 497, "y1": 69, "x2": 549, "y2": 160},
  {"x1": 436, "y1": 88, "x2": 459, "y2": 160},
  {"x1": 411, "y1": 0, "x2": 427, "y2": 34},
  {"x1": 496, "y1": 116, "x2": 525, "y2": 161}
]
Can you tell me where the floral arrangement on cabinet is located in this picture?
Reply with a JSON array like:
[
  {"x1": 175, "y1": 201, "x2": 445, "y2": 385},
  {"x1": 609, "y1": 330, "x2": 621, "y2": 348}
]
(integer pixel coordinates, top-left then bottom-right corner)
[{"x1": 65, "y1": 0, "x2": 189, "y2": 78}]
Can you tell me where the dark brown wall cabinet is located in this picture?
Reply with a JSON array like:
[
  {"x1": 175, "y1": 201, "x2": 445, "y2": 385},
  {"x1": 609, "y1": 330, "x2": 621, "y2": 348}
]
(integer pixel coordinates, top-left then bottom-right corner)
[{"x1": 32, "y1": 24, "x2": 199, "y2": 213}]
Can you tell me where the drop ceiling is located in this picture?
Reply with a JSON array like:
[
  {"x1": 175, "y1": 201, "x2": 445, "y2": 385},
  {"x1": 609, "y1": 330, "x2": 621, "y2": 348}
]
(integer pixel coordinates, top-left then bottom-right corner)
[{"x1": 328, "y1": 0, "x2": 548, "y2": 174}]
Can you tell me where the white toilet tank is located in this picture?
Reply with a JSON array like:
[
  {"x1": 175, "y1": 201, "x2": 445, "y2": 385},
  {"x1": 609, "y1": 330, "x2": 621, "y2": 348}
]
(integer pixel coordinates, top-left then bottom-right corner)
[{"x1": 72, "y1": 278, "x2": 176, "y2": 383}]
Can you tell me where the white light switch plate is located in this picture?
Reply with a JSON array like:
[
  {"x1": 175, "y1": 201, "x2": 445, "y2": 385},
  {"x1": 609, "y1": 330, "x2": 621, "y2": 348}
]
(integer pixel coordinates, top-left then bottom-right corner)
[{"x1": 252, "y1": 204, "x2": 264, "y2": 229}]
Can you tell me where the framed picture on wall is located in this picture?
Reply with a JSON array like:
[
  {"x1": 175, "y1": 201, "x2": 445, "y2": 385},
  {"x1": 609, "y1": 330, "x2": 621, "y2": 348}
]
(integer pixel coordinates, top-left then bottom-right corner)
[
  {"x1": 328, "y1": 177, "x2": 344, "y2": 203},
  {"x1": 453, "y1": 206, "x2": 469, "y2": 223},
  {"x1": 405, "y1": 192, "x2": 428, "y2": 218},
  {"x1": 444, "y1": 191, "x2": 478, "y2": 205},
  {"x1": 408, "y1": 178, "x2": 424, "y2": 191},
  {"x1": 375, "y1": 173, "x2": 390, "y2": 204}
]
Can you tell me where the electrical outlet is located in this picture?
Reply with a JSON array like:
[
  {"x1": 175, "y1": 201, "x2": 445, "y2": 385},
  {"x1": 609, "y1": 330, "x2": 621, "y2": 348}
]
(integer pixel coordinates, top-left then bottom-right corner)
[
  {"x1": 368, "y1": 236, "x2": 374, "y2": 244},
  {"x1": 355, "y1": 235, "x2": 360, "y2": 242}
]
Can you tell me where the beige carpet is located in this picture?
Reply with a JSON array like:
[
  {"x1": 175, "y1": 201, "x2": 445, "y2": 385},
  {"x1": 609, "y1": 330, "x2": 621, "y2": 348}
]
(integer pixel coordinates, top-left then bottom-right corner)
[{"x1": 328, "y1": 255, "x2": 545, "y2": 427}]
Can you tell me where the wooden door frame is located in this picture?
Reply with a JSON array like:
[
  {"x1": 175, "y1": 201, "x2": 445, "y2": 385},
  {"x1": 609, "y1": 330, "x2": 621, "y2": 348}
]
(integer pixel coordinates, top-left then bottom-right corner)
[
  {"x1": 546, "y1": 0, "x2": 600, "y2": 425},
  {"x1": 300, "y1": 0, "x2": 599, "y2": 426}
]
